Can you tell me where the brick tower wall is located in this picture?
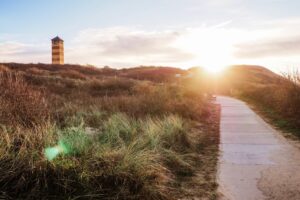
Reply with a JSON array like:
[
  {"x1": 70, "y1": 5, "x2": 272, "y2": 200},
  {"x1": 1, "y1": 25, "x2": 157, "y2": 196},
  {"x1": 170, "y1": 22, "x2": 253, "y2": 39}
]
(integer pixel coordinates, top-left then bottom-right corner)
[{"x1": 52, "y1": 40, "x2": 64, "y2": 64}]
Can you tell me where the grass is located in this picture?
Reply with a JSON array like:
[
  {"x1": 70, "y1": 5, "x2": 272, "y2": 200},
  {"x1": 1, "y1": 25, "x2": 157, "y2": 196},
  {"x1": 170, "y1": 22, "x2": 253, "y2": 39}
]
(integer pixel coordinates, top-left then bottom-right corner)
[
  {"x1": 240, "y1": 96, "x2": 300, "y2": 140},
  {"x1": 0, "y1": 72, "x2": 50, "y2": 128},
  {"x1": 218, "y1": 65, "x2": 300, "y2": 139},
  {"x1": 0, "y1": 63, "x2": 220, "y2": 199}
]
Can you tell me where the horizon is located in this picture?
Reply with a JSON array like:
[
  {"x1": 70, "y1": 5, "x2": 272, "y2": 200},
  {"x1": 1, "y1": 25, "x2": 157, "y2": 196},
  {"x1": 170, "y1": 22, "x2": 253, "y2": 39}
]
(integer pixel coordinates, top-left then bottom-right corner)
[
  {"x1": 1, "y1": 0, "x2": 300, "y2": 73},
  {"x1": 1, "y1": 2, "x2": 300, "y2": 198}
]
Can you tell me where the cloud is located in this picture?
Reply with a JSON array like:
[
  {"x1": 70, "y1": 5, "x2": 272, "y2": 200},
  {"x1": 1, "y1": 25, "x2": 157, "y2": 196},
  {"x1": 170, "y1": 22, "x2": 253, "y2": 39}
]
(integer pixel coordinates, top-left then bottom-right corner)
[
  {"x1": 3, "y1": 18, "x2": 300, "y2": 69},
  {"x1": 68, "y1": 27, "x2": 195, "y2": 66},
  {"x1": 233, "y1": 18, "x2": 300, "y2": 59},
  {"x1": 0, "y1": 42, "x2": 26, "y2": 55},
  {"x1": 0, "y1": 41, "x2": 48, "y2": 63},
  {"x1": 0, "y1": 27, "x2": 196, "y2": 66},
  {"x1": 234, "y1": 36, "x2": 300, "y2": 58}
]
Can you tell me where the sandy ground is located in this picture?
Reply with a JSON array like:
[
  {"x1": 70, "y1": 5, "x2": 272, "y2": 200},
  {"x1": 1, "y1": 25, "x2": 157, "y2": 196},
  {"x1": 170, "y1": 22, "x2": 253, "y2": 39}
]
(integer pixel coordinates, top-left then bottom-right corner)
[{"x1": 216, "y1": 96, "x2": 300, "y2": 200}]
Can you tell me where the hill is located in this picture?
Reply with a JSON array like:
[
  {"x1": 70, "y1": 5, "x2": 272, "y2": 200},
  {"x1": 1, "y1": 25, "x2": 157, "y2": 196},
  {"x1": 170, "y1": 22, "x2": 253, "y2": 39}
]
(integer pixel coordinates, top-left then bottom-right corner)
[
  {"x1": 217, "y1": 65, "x2": 282, "y2": 93},
  {"x1": 0, "y1": 63, "x2": 188, "y2": 82},
  {"x1": 228, "y1": 65, "x2": 281, "y2": 83},
  {"x1": 0, "y1": 63, "x2": 219, "y2": 199},
  {"x1": 219, "y1": 65, "x2": 300, "y2": 138}
]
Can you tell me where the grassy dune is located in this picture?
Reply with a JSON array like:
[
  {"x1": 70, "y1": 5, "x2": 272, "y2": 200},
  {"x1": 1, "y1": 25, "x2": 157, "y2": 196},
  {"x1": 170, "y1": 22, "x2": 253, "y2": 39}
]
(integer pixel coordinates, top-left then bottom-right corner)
[
  {"x1": 0, "y1": 63, "x2": 219, "y2": 199},
  {"x1": 219, "y1": 65, "x2": 300, "y2": 138}
]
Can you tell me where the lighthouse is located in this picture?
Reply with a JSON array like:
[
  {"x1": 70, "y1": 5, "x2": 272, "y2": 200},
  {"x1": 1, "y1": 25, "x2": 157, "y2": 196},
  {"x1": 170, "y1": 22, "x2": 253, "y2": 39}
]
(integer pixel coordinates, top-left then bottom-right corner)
[{"x1": 51, "y1": 36, "x2": 64, "y2": 65}]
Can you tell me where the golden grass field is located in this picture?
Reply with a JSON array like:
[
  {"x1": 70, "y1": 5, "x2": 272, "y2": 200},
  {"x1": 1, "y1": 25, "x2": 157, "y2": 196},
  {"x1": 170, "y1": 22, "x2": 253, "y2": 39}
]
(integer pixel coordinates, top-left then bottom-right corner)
[{"x1": 0, "y1": 63, "x2": 219, "y2": 200}]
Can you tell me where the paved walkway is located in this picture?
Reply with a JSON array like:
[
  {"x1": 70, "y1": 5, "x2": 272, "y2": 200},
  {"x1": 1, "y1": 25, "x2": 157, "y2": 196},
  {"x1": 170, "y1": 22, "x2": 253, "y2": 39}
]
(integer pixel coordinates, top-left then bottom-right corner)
[{"x1": 217, "y1": 96, "x2": 300, "y2": 200}]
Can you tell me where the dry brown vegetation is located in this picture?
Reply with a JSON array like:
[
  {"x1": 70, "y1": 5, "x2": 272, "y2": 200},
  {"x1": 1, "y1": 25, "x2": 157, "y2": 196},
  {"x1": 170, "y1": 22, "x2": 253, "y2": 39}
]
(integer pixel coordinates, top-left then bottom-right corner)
[
  {"x1": 0, "y1": 73, "x2": 49, "y2": 128},
  {"x1": 218, "y1": 65, "x2": 300, "y2": 138},
  {"x1": 0, "y1": 63, "x2": 219, "y2": 200}
]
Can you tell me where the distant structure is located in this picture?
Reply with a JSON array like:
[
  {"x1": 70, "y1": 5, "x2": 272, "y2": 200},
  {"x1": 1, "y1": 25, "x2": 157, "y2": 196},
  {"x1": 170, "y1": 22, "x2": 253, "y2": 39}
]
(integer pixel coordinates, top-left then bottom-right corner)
[{"x1": 51, "y1": 36, "x2": 64, "y2": 65}]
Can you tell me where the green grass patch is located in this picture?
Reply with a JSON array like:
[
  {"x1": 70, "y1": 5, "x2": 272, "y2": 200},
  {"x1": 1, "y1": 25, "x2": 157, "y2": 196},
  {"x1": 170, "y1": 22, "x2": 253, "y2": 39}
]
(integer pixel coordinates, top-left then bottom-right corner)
[{"x1": 239, "y1": 96, "x2": 300, "y2": 139}]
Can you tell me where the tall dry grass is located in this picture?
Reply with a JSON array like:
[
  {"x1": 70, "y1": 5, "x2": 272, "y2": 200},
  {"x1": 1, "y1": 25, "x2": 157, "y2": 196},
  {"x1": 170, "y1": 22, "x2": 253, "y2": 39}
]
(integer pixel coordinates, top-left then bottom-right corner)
[
  {"x1": 0, "y1": 64, "x2": 218, "y2": 199},
  {"x1": 0, "y1": 72, "x2": 49, "y2": 128},
  {"x1": 220, "y1": 66, "x2": 300, "y2": 136}
]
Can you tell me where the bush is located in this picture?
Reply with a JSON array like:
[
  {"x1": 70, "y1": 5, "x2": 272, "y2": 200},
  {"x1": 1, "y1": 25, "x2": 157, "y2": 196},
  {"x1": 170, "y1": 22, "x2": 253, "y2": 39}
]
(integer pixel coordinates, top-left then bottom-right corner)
[
  {"x1": 0, "y1": 65, "x2": 10, "y2": 72},
  {"x1": 0, "y1": 72, "x2": 49, "y2": 128},
  {"x1": 59, "y1": 69, "x2": 87, "y2": 80},
  {"x1": 26, "y1": 67, "x2": 49, "y2": 76},
  {"x1": 88, "y1": 78, "x2": 135, "y2": 96}
]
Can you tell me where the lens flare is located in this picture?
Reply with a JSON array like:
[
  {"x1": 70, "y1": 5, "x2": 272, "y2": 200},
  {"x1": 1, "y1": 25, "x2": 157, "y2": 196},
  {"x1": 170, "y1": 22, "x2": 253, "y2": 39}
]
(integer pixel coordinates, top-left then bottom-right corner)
[
  {"x1": 44, "y1": 127, "x2": 91, "y2": 161},
  {"x1": 45, "y1": 146, "x2": 61, "y2": 161},
  {"x1": 44, "y1": 140, "x2": 70, "y2": 161}
]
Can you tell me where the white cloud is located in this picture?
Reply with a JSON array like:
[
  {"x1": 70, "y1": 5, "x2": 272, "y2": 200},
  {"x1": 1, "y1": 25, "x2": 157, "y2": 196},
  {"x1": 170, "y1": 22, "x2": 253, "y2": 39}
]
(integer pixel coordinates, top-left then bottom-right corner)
[
  {"x1": 67, "y1": 27, "x2": 194, "y2": 67},
  {"x1": 0, "y1": 42, "x2": 26, "y2": 55},
  {"x1": 66, "y1": 20, "x2": 300, "y2": 68},
  {"x1": 2, "y1": 17, "x2": 300, "y2": 71},
  {"x1": 0, "y1": 41, "x2": 49, "y2": 63},
  {"x1": 233, "y1": 17, "x2": 300, "y2": 59},
  {"x1": 234, "y1": 36, "x2": 300, "y2": 58}
]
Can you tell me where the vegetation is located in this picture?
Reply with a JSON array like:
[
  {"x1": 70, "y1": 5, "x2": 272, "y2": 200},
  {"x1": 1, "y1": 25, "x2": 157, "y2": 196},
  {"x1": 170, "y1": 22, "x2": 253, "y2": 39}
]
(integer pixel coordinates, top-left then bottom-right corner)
[
  {"x1": 0, "y1": 63, "x2": 219, "y2": 199},
  {"x1": 218, "y1": 65, "x2": 300, "y2": 138}
]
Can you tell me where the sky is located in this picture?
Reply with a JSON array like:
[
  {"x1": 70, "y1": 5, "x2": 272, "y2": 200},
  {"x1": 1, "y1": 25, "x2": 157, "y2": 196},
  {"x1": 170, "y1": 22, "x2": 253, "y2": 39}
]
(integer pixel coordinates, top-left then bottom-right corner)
[{"x1": 1, "y1": 0, "x2": 300, "y2": 72}]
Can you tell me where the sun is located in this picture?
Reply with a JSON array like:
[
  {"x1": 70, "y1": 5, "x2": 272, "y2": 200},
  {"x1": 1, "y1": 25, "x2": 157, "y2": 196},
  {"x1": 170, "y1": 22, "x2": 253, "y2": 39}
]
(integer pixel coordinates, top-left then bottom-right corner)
[
  {"x1": 203, "y1": 65, "x2": 227, "y2": 74},
  {"x1": 180, "y1": 36, "x2": 233, "y2": 73},
  {"x1": 199, "y1": 50, "x2": 231, "y2": 74},
  {"x1": 197, "y1": 46, "x2": 232, "y2": 73},
  {"x1": 173, "y1": 27, "x2": 239, "y2": 73}
]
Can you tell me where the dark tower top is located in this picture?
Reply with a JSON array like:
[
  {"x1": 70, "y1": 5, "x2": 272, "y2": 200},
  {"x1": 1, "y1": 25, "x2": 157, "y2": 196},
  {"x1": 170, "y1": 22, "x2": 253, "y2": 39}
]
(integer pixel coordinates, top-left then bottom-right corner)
[
  {"x1": 52, "y1": 36, "x2": 64, "y2": 64},
  {"x1": 52, "y1": 36, "x2": 64, "y2": 42}
]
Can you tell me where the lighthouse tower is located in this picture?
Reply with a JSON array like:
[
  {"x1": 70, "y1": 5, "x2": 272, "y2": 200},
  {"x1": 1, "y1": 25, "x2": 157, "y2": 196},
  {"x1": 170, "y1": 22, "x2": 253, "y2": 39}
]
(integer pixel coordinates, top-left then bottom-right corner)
[{"x1": 51, "y1": 36, "x2": 64, "y2": 65}]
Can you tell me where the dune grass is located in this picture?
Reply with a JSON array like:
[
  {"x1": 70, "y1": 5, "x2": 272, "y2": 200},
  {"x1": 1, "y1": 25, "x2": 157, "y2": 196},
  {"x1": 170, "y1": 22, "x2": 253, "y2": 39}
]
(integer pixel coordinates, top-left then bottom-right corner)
[
  {"x1": 219, "y1": 66, "x2": 300, "y2": 139},
  {"x1": 0, "y1": 64, "x2": 219, "y2": 199}
]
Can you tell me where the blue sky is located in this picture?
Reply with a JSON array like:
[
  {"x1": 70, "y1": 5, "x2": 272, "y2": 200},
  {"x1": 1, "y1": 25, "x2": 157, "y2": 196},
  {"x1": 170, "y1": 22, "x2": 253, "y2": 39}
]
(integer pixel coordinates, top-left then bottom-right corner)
[{"x1": 1, "y1": 0, "x2": 300, "y2": 72}]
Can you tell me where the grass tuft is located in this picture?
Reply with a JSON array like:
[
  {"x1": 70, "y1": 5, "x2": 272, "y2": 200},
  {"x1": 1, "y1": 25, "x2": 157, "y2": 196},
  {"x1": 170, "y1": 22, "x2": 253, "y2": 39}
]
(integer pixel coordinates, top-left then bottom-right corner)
[{"x1": 0, "y1": 63, "x2": 219, "y2": 199}]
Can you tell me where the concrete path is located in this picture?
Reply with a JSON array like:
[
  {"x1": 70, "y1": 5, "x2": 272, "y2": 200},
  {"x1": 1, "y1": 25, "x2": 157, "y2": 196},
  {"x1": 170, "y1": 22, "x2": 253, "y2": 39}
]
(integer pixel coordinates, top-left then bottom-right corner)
[{"x1": 217, "y1": 96, "x2": 300, "y2": 200}]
